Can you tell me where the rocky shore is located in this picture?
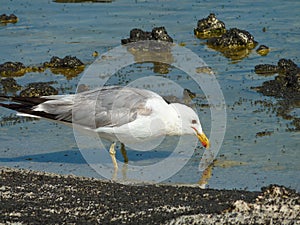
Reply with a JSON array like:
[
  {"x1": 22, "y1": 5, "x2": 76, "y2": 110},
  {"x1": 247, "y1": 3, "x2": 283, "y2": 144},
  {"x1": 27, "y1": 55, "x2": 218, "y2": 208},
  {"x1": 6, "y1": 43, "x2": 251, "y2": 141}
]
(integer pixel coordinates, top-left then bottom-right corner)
[{"x1": 0, "y1": 167, "x2": 299, "y2": 224}]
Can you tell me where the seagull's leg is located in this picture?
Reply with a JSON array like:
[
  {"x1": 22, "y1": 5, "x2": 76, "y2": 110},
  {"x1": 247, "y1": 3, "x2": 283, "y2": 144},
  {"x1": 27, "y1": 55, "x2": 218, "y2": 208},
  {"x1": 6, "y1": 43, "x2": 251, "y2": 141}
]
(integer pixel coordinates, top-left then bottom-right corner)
[
  {"x1": 109, "y1": 143, "x2": 118, "y2": 170},
  {"x1": 120, "y1": 143, "x2": 128, "y2": 180},
  {"x1": 120, "y1": 143, "x2": 129, "y2": 164}
]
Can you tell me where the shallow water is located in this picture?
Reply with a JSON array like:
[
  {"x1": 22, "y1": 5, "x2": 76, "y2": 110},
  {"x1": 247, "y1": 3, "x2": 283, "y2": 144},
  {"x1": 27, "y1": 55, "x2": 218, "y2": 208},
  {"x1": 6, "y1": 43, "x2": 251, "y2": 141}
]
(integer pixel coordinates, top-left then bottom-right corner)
[{"x1": 0, "y1": 0, "x2": 299, "y2": 191}]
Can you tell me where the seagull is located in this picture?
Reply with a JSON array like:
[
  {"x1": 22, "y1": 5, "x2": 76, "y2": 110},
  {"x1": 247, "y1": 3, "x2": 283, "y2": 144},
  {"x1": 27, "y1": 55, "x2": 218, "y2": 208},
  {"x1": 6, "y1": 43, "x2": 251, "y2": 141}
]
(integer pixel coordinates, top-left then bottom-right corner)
[{"x1": 0, "y1": 86, "x2": 210, "y2": 168}]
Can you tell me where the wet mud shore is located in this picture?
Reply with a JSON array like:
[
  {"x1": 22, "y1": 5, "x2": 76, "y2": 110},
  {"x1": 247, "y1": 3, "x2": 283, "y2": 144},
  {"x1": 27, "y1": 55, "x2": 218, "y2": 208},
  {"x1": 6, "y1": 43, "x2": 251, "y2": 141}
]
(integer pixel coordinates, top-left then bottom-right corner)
[{"x1": 1, "y1": 167, "x2": 299, "y2": 224}]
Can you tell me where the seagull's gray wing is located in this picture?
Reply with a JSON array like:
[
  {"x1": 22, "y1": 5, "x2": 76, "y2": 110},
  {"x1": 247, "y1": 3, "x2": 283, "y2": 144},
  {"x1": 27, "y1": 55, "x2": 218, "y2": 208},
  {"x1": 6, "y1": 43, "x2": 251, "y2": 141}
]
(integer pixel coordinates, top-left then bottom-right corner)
[{"x1": 37, "y1": 86, "x2": 158, "y2": 129}]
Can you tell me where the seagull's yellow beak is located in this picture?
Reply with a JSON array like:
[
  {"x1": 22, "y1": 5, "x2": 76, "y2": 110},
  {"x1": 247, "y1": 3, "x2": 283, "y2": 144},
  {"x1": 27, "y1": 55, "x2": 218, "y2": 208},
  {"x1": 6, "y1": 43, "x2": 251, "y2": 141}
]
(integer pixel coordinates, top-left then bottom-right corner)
[{"x1": 192, "y1": 127, "x2": 210, "y2": 149}]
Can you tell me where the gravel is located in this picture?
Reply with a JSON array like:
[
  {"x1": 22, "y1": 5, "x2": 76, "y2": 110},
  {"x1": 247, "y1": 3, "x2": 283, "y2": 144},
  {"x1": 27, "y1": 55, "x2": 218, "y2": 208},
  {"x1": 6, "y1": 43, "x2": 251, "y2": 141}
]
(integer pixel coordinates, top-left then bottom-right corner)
[{"x1": 0, "y1": 167, "x2": 299, "y2": 224}]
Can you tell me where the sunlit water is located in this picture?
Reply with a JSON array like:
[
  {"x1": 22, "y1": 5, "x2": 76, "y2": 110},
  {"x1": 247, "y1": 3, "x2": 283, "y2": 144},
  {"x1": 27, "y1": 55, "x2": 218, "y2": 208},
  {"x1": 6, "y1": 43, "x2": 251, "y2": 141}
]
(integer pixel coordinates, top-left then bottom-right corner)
[{"x1": 1, "y1": 0, "x2": 299, "y2": 191}]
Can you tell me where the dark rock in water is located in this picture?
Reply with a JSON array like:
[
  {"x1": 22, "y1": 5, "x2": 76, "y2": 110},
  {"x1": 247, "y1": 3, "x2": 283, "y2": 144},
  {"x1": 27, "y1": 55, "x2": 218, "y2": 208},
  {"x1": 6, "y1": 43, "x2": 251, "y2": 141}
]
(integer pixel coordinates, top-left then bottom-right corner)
[
  {"x1": 256, "y1": 45, "x2": 270, "y2": 56},
  {"x1": 0, "y1": 62, "x2": 27, "y2": 77},
  {"x1": 194, "y1": 14, "x2": 257, "y2": 60},
  {"x1": 255, "y1": 59, "x2": 299, "y2": 76},
  {"x1": 277, "y1": 58, "x2": 298, "y2": 74},
  {"x1": 194, "y1": 13, "x2": 226, "y2": 38},
  {"x1": 0, "y1": 14, "x2": 18, "y2": 23},
  {"x1": 254, "y1": 58, "x2": 298, "y2": 75},
  {"x1": 291, "y1": 118, "x2": 300, "y2": 131},
  {"x1": 254, "y1": 64, "x2": 279, "y2": 75},
  {"x1": 122, "y1": 27, "x2": 173, "y2": 74},
  {"x1": 19, "y1": 82, "x2": 58, "y2": 97},
  {"x1": 0, "y1": 56, "x2": 84, "y2": 79},
  {"x1": 255, "y1": 130, "x2": 273, "y2": 137},
  {"x1": 153, "y1": 62, "x2": 170, "y2": 74},
  {"x1": 207, "y1": 28, "x2": 257, "y2": 49},
  {"x1": 253, "y1": 59, "x2": 300, "y2": 131},
  {"x1": 44, "y1": 55, "x2": 84, "y2": 69},
  {"x1": 121, "y1": 27, "x2": 173, "y2": 44},
  {"x1": 126, "y1": 28, "x2": 152, "y2": 43},
  {"x1": 206, "y1": 28, "x2": 258, "y2": 60},
  {"x1": 43, "y1": 56, "x2": 85, "y2": 79},
  {"x1": 256, "y1": 74, "x2": 299, "y2": 99},
  {"x1": 0, "y1": 62, "x2": 44, "y2": 77},
  {"x1": 0, "y1": 78, "x2": 22, "y2": 93},
  {"x1": 151, "y1": 27, "x2": 173, "y2": 42}
]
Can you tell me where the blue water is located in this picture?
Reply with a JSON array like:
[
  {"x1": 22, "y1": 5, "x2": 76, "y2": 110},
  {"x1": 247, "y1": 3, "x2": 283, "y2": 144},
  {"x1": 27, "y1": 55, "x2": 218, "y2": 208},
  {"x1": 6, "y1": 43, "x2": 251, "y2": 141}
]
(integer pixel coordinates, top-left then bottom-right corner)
[{"x1": 0, "y1": 0, "x2": 299, "y2": 191}]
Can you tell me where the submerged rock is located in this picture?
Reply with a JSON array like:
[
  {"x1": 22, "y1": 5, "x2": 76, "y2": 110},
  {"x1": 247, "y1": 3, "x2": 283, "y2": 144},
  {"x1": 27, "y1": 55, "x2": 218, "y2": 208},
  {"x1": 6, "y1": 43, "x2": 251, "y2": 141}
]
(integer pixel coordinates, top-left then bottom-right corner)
[
  {"x1": 277, "y1": 58, "x2": 299, "y2": 74},
  {"x1": 0, "y1": 78, "x2": 22, "y2": 93},
  {"x1": 254, "y1": 64, "x2": 279, "y2": 75},
  {"x1": 121, "y1": 27, "x2": 173, "y2": 44},
  {"x1": 0, "y1": 14, "x2": 18, "y2": 24},
  {"x1": 255, "y1": 58, "x2": 299, "y2": 76},
  {"x1": 194, "y1": 13, "x2": 258, "y2": 60},
  {"x1": 256, "y1": 45, "x2": 270, "y2": 56},
  {"x1": 121, "y1": 27, "x2": 174, "y2": 74},
  {"x1": 254, "y1": 59, "x2": 300, "y2": 131},
  {"x1": 194, "y1": 13, "x2": 226, "y2": 38},
  {"x1": 254, "y1": 59, "x2": 300, "y2": 99},
  {"x1": 44, "y1": 55, "x2": 84, "y2": 69},
  {"x1": 1, "y1": 56, "x2": 84, "y2": 79},
  {"x1": 44, "y1": 56, "x2": 85, "y2": 79},
  {"x1": 206, "y1": 28, "x2": 258, "y2": 60},
  {"x1": 0, "y1": 62, "x2": 27, "y2": 77},
  {"x1": 151, "y1": 27, "x2": 173, "y2": 42},
  {"x1": 207, "y1": 28, "x2": 257, "y2": 49},
  {"x1": 291, "y1": 118, "x2": 300, "y2": 131},
  {"x1": 0, "y1": 62, "x2": 44, "y2": 77},
  {"x1": 19, "y1": 82, "x2": 58, "y2": 97},
  {"x1": 123, "y1": 28, "x2": 152, "y2": 44}
]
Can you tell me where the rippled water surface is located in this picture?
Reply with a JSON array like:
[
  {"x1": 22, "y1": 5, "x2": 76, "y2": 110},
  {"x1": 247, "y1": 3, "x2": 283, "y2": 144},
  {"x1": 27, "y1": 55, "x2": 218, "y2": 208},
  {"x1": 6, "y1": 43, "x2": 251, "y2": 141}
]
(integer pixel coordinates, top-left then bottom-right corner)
[{"x1": 1, "y1": 0, "x2": 299, "y2": 191}]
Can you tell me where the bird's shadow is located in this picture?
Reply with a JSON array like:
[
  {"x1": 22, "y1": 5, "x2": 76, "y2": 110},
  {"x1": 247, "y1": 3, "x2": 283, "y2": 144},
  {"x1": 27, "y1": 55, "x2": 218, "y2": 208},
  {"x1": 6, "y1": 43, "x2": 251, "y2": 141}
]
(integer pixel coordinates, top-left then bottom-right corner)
[
  {"x1": 0, "y1": 148, "x2": 175, "y2": 165},
  {"x1": 0, "y1": 149, "x2": 86, "y2": 164}
]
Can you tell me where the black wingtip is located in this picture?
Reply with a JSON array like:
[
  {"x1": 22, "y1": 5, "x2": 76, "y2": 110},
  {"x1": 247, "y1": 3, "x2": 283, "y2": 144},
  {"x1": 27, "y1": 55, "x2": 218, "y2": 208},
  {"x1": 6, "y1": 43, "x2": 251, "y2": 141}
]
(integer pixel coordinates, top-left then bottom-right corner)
[
  {"x1": 0, "y1": 95, "x2": 10, "y2": 101},
  {"x1": 0, "y1": 95, "x2": 44, "y2": 117},
  {"x1": 0, "y1": 95, "x2": 71, "y2": 123}
]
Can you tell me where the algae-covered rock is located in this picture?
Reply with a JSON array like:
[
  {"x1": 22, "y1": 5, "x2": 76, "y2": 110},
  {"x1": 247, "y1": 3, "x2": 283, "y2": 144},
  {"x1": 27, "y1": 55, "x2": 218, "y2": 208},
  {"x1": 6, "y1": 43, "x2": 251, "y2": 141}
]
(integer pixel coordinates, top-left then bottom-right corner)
[
  {"x1": 207, "y1": 28, "x2": 257, "y2": 49},
  {"x1": 0, "y1": 62, "x2": 27, "y2": 77},
  {"x1": 254, "y1": 59, "x2": 300, "y2": 99},
  {"x1": 121, "y1": 27, "x2": 173, "y2": 44},
  {"x1": 121, "y1": 27, "x2": 174, "y2": 74},
  {"x1": 0, "y1": 14, "x2": 18, "y2": 24},
  {"x1": 206, "y1": 28, "x2": 258, "y2": 60},
  {"x1": 194, "y1": 13, "x2": 226, "y2": 38},
  {"x1": 19, "y1": 82, "x2": 58, "y2": 97},
  {"x1": 44, "y1": 55, "x2": 84, "y2": 69},
  {"x1": 0, "y1": 62, "x2": 44, "y2": 77},
  {"x1": 254, "y1": 59, "x2": 300, "y2": 131},
  {"x1": 256, "y1": 45, "x2": 270, "y2": 56},
  {"x1": 44, "y1": 56, "x2": 85, "y2": 79},
  {"x1": 0, "y1": 78, "x2": 22, "y2": 93}
]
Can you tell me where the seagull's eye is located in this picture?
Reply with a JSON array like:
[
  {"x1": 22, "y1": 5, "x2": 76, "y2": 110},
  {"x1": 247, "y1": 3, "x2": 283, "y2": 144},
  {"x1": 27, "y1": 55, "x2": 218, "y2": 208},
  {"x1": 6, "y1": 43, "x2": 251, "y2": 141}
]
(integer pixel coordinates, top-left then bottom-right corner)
[{"x1": 191, "y1": 119, "x2": 197, "y2": 124}]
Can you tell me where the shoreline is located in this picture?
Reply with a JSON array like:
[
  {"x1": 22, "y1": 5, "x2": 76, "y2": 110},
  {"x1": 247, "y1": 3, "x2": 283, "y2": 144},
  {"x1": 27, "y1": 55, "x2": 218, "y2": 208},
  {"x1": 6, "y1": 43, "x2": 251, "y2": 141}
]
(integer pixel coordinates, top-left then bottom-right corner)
[{"x1": 1, "y1": 167, "x2": 299, "y2": 224}]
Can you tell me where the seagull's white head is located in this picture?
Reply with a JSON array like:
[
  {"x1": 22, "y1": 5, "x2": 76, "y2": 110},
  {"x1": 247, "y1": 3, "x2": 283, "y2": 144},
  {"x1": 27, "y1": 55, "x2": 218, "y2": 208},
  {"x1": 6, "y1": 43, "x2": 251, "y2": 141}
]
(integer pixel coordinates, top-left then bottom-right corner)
[{"x1": 170, "y1": 103, "x2": 210, "y2": 149}]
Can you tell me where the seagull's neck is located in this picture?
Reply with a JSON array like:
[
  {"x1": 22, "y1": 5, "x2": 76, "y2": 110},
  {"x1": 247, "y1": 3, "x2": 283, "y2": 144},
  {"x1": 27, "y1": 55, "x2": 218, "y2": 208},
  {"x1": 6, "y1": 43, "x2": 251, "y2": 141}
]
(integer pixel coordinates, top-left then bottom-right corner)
[
  {"x1": 145, "y1": 98, "x2": 181, "y2": 136},
  {"x1": 164, "y1": 104, "x2": 185, "y2": 136}
]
